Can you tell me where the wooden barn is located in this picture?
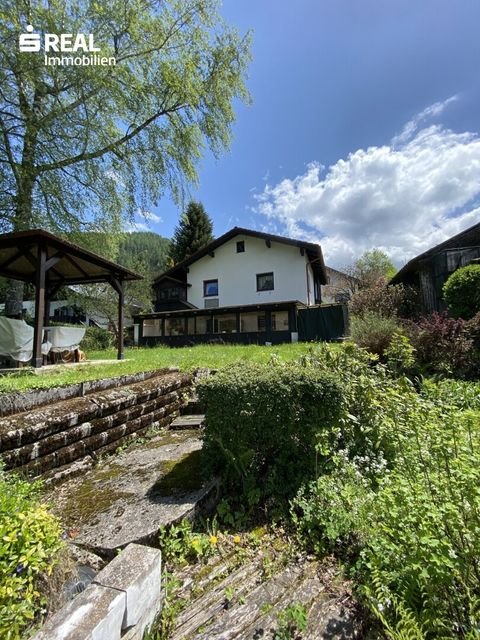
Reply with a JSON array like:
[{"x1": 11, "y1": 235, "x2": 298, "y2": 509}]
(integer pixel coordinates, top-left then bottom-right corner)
[{"x1": 390, "y1": 221, "x2": 480, "y2": 313}]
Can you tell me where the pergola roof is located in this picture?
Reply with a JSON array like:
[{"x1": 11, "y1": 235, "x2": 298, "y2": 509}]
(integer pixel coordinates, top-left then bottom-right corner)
[
  {"x1": 0, "y1": 229, "x2": 142, "y2": 367},
  {"x1": 0, "y1": 229, "x2": 141, "y2": 285}
]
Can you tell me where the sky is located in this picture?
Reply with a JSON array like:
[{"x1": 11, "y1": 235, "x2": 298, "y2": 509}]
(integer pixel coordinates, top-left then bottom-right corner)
[{"x1": 132, "y1": 0, "x2": 480, "y2": 269}]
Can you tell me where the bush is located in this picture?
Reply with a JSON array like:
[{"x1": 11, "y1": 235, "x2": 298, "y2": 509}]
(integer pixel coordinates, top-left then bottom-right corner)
[
  {"x1": 359, "y1": 407, "x2": 480, "y2": 638},
  {"x1": 350, "y1": 281, "x2": 418, "y2": 319},
  {"x1": 0, "y1": 466, "x2": 63, "y2": 639},
  {"x1": 350, "y1": 311, "x2": 402, "y2": 356},
  {"x1": 198, "y1": 361, "x2": 344, "y2": 512},
  {"x1": 405, "y1": 312, "x2": 475, "y2": 378},
  {"x1": 443, "y1": 264, "x2": 480, "y2": 320},
  {"x1": 384, "y1": 332, "x2": 416, "y2": 376},
  {"x1": 289, "y1": 346, "x2": 480, "y2": 638},
  {"x1": 79, "y1": 326, "x2": 114, "y2": 351}
]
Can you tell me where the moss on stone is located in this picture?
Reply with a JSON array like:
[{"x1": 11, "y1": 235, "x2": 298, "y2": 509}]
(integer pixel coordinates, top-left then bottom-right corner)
[{"x1": 148, "y1": 450, "x2": 203, "y2": 497}]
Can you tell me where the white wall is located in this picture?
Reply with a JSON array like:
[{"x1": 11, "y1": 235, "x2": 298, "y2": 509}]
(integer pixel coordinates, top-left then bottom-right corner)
[{"x1": 187, "y1": 234, "x2": 310, "y2": 308}]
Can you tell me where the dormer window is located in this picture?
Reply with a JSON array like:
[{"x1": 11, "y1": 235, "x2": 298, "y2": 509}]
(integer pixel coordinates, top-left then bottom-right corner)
[{"x1": 236, "y1": 240, "x2": 245, "y2": 253}]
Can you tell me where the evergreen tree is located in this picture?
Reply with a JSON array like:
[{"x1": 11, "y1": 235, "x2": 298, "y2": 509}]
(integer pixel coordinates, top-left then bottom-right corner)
[{"x1": 169, "y1": 202, "x2": 214, "y2": 264}]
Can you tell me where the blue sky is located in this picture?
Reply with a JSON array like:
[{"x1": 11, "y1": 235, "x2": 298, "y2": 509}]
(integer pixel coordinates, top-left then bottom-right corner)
[{"x1": 134, "y1": 0, "x2": 480, "y2": 268}]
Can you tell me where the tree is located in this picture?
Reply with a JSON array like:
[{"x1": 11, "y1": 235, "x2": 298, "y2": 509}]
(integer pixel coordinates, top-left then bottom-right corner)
[
  {"x1": 0, "y1": 0, "x2": 251, "y2": 313},
  {"x1": 443, "y1": 264, "x2": 480, "y2": 320},
  {"x1": 68, "y1": 231, "x2": 170, "y2": 335},
  {"x1": 168, "y1": 200, "x2": 213, "y2": 264},
  {"x1": 353, "y1": 249, "x2": 397, "y2": 288},
  {"x1": 118, "y1": 231, "x2": 171, "y2": 276}
]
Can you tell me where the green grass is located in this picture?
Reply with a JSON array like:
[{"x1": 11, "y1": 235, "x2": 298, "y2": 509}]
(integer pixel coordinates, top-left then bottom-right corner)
[{"x1": 0, "y1": 342, "x2": 320, "y2": 395}]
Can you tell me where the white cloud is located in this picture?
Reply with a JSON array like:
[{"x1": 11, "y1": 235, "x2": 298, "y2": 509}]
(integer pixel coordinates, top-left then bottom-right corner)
[
  {"x1": 137, "y1": 209, "x2": 163, "y2": 224},
  {"x1": 255, "y1": 104, "x2": 480, "y2": 268},
  {"x1": 392, "y1": 95, "x2": 459, "y2": 147}
]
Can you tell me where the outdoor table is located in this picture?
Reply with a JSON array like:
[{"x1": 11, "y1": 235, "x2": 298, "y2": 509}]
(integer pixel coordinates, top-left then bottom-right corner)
[{"x1": 44, "y1": 326, "x2": 86, "y2": 363}]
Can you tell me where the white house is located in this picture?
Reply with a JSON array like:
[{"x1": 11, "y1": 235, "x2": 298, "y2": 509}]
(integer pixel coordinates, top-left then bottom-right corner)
[{"x1": 134, "y1": 227, "x2": 332, "y2": 345}]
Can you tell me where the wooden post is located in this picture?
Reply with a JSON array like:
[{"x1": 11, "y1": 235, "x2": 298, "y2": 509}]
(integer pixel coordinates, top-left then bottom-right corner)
[
  {"x1": 33, "y1": 246, "x2": 47, "y2": 368},
  {"x1": 109, "y1": 277, "x2": 125, "y2": 360},
  {"x1": 117, "y1": 280, "x2": 125, "y2": 360}
]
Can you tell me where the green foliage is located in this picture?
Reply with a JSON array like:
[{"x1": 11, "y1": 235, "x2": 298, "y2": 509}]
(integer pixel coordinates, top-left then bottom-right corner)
[
  {"x1": 291, "y1": 460, "x2": 374, "y2": 558},
  {"x1": 0, "y1": 466, "x2": 63, "y2": 639},
  {"x1": 288, "y1": 345, "x2": 480, "y2": 638},
  {"x1": 353, "y1": 249, "x2": 397, "y2": 288},
  {"x1": 274, "y1": 603, "x2": 309, "y2": 639},
  {"x1": 0, "y1": 0, "x2": 251, "y2": 234},
  {"x1": 443, "y1": 265, "x2": 480, "y2": 320},
  {"x1": 350, "y1": 311, "x2": 402, "y2": 356},
  {"x1": 80, "y1": 326, "x2": 115, "y2": 351},
  {"x1": 118, "y1": 232, "x2": 171, "y2": 277},
  {"x1": 168, "y1": 201, "x2": 214, "y2": 265},
  {"x1": 420, "y1": 378, "x2": 480, "y2": 411},
  {"x1": 384, "y1": 333, "x2": 416, "y2": 376},
  {"x1": 198, "y1": 360, "x2": 344, "y2": 512},
  {"x1": 158, "y1": 520, "x2": 217, "y2": 567},
  {"x1": 359, "y1": 407, "x2": 480, "y2": 638}
]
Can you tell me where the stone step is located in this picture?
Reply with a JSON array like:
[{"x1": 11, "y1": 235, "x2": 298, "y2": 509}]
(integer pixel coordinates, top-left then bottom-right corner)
[
  {"x1": 170, "y1": 414, "x2": 205, "y2": 430},
  {"x1": 43, "y1": 429, "x2": 218, "y2": 559},
  {"x1": 171, "y1": 557, "x2": 360, "y2": 640},
  {"x1": 180, "y1": 399, "x2": 205, "y2": 415}
]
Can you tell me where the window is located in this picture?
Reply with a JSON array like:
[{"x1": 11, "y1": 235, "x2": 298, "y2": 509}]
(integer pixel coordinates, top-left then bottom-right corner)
[
  {"x1": 256, "y1": 272, "x2": 274, "y2": 291},
  {"x1": 216, "y1": 314, "x2": 237, "y2": 333},
  {"x1": 240, "y1": 311, "x2": 265, "y2": 332},
  {"x1": 203, "y1": 279, "x2": 218, "y2": 297},
  {"x1": 236, "y1": 240, "x2": 245, "y2": 253},
  {"x1": 164, "y1": 318, "x2": 185, "y2": 336},
  {"x1": 271, "y1": 311, "x2": 289, "y2": 331}
]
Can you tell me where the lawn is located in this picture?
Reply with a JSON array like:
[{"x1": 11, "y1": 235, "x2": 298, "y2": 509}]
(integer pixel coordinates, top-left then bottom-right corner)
[{"x1": 0, "y1": 342, "x2": 318, "y2": 395}]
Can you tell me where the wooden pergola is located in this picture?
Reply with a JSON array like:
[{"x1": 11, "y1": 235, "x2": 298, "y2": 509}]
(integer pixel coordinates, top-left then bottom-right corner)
[{"x1": 0, "y1": 229, "x2": 142, "y2": 367}]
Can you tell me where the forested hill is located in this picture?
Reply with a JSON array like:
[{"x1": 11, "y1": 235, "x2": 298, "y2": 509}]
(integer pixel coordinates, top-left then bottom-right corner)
[{"x1": 118, "y1": 232, "x2": 171, "y2": 277}]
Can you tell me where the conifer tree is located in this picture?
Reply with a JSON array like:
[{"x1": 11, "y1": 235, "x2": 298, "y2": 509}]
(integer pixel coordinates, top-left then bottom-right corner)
[{"x1": 169, "y1": 201, "x2": 214, "y2": 264}]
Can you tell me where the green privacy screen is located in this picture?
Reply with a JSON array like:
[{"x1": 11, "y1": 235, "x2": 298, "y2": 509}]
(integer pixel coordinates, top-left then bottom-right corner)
[{"x1": 297, "y1": 304, "x2": 347, "y2": 342}]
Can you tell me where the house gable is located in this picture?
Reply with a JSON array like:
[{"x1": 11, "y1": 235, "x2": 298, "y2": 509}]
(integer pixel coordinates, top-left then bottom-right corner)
[{"x1": 186, "y1": 233, "x2": 315, "y2": 308}]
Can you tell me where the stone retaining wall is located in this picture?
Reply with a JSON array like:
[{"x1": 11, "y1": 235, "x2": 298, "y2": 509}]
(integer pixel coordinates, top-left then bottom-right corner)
[
  {"x1": 0, "y1": 368, "x2": 177, "y2": 418},
  {"x1": 0, "y1": 370, "x2": 193, "y2": 478},
  {"x1": 32, "y1": 543, "x2": 162, "y2": 640}
]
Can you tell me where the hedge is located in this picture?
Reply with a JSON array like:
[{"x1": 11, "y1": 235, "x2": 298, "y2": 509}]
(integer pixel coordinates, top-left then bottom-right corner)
[{"x1": 198, "y1": 361, "x2": 344, "y2": 510}]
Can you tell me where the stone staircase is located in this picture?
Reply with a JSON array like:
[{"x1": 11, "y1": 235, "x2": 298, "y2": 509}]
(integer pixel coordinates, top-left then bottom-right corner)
[
  {"x1": 0, "y1": 369, "x2": 193, "y2": 479},
  {"x1": 170, "y1": 553, "x2": 361, "y2": 639},
  {"x1": 170, "y1": 395, "x2": 206, "y2": 430}
]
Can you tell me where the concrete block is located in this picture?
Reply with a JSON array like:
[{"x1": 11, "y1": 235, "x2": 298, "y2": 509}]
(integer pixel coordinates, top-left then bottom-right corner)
[
  {"x1": 94, "y1": 543, "x2": 161, "y2": 629},
  {"x1": 31, "y1": 583, "x2": 125, "y2": 640}
]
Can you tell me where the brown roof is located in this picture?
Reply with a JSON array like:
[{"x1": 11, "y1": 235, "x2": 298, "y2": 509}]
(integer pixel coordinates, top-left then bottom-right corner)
[
  {"x1": 154, "y1": 227, "x2": 327, "y2": 284},
  {"x1": 0, "y1": 229, "x2": 142, "y2": 284}
]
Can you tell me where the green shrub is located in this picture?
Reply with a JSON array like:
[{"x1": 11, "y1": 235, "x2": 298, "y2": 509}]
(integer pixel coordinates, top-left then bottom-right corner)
[
  {"x1": 359, "y1": 407, "x2": 480, "y2": 638},
  {"x1": 198, "y1": 361, "x2": 344, "y2": 512},
  {"x1": 384, "y1": 332, "x2": 416, "y2": 376},
  {"x1": 443, "y1": 264, "x2": 480, "y2": 320},
  {"x1": 291, "y1": 459, "x2": 374, "y2": 558},
  {"x1": 79, "y1": 326, "x2": 114, "y2": 351},
  {"x1": 0, "y1": 466, "x2": 63, "y2": 639},
  {"x1": 289, "y1": 349, "x2": 480, "y2": 638},
  {"x1": 421, "y1": 378, "x2": 480, "y2": 410},
  {"x1": 350, "y1": 312, "x2": 402, "y2": 356}
]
